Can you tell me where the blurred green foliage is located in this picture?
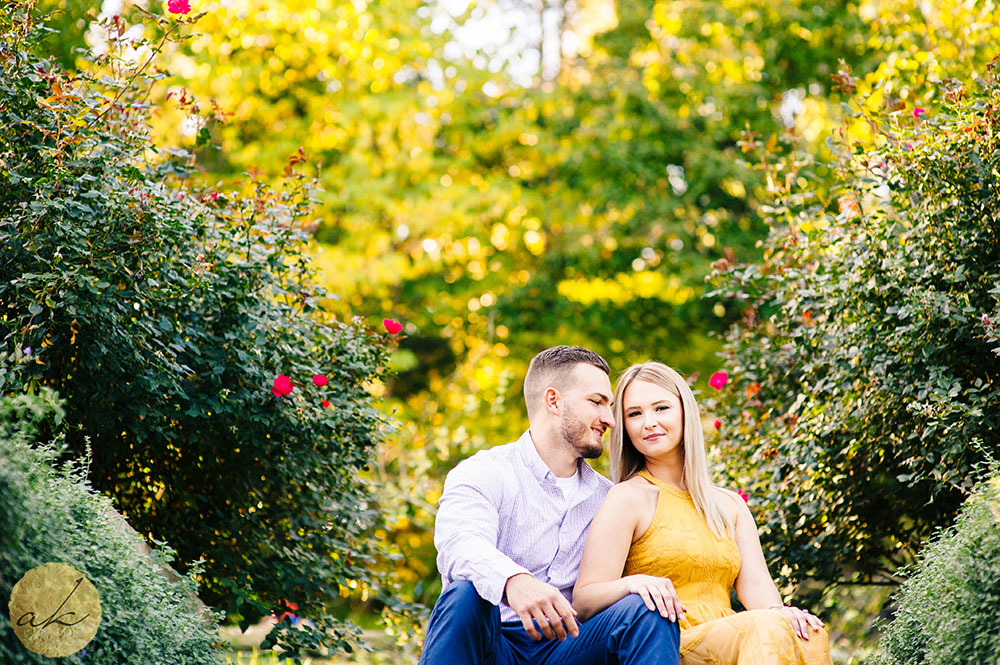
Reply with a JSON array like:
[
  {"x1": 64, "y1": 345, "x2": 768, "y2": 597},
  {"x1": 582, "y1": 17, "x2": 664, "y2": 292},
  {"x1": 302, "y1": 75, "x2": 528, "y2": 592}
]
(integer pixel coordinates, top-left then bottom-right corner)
[{"x1": 102, "y1": 0, "x2": 875, "y2": 617}]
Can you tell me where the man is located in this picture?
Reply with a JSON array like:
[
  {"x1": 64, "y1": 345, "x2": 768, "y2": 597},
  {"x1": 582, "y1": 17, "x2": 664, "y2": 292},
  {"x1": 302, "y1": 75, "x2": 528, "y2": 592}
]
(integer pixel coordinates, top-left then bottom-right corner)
[{"x1": 419, "y1": 346, "x2": 680, "y2": 665}]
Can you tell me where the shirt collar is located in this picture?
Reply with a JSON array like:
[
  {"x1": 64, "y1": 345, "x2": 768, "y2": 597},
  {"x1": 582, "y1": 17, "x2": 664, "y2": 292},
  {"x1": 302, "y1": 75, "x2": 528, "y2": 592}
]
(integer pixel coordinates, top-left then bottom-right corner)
[
  {"x1": 518, "y1": 430, "x2": 554, "y2": 483},
  {"x1": 519, "y1": 429, "x2": 605, "y2": 486}
]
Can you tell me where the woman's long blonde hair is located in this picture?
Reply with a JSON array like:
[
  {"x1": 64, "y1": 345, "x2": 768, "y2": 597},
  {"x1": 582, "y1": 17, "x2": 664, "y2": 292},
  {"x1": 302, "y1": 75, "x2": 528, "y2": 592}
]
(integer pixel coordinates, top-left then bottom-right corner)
[{"x1": 609, "y1": 361, "x2": 734, "y2": 539}]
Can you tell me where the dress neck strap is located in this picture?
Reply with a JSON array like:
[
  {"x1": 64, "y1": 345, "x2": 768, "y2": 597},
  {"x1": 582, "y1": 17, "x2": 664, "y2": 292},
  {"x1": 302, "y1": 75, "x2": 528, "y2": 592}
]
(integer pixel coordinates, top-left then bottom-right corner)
[{"x1": 636, "y1": 469, "x2": 689, "y2": 495}]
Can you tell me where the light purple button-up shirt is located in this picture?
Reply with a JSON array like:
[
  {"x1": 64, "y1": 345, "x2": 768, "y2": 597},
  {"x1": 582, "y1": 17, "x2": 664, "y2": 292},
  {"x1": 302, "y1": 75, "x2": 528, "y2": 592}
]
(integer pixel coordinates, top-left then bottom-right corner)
[{"x1": 435, "y1": 430, "x2": 612, "y2": 622}]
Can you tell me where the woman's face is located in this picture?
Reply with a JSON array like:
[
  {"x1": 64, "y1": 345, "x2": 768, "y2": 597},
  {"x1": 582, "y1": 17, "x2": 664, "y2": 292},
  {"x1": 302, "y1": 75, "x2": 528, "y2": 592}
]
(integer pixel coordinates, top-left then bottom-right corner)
[{"x1": 622, "y1": 379, "x2": 684, "y2": 463}]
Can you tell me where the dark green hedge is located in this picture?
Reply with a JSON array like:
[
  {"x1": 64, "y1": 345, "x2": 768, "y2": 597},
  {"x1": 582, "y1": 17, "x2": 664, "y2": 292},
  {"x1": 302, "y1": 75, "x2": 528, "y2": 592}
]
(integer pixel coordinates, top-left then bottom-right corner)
[
  {"x1": 0, "y1": 388, "x2": 226, "y2": 664},
  {"x1": 870, "y1": 474, "x2": 1000, "y2": 665}
]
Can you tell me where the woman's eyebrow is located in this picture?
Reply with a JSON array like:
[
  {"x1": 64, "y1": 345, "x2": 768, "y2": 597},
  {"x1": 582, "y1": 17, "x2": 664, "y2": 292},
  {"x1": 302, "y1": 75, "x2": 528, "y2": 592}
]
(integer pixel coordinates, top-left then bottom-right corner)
[{"x1": 624, "y1": 400, "x2": 669, "y2": 410}]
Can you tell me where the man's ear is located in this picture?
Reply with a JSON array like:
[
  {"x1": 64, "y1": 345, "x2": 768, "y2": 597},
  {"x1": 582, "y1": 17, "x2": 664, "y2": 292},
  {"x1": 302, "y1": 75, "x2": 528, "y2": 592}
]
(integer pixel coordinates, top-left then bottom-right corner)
[{"x1": 544, "y1": 386, "x2": 561, "y2": 415}]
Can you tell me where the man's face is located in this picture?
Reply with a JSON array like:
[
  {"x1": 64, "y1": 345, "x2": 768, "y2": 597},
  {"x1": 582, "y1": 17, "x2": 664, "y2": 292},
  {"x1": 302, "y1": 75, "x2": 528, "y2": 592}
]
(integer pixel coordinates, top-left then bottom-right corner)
[{"x1": 557, "y1": 364, "x2": 615, "y2": 459}]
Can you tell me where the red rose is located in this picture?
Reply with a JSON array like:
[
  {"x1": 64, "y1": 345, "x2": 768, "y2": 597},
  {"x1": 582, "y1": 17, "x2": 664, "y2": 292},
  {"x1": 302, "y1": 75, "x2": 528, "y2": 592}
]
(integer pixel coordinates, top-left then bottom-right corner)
[
  {"x1": 713, "y1": 419, "x2": 722, "y2": 430},
  {"x1": 271, "y1": 374, "x2": 293, "y2": 397},
  {"x1": 276, "y1": 599, "x2": 299, "y2": 623},
  {"x1": 321, "y1": 400, "x2": 331, "y2": 409},
  {"x1": 312, "y1": 374, "x2": 328, "y2": 387},
  {"x1": 383, "y1": 318, "x2": 403, "y2": 334},
  {"x1": 709, "y1": 371, "x2": 729, "y2": 391}
]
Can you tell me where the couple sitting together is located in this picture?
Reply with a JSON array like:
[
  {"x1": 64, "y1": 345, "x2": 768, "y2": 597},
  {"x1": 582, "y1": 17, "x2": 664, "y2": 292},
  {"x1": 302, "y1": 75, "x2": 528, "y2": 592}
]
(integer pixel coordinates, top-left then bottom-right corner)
[{"x1": 418, "y1": 346, "x2": 831, "y2": 665}]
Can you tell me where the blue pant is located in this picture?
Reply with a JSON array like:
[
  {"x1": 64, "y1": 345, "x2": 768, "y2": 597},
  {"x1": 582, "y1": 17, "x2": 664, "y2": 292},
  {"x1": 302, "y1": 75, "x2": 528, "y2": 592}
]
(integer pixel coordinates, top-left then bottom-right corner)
[{"x1": 418, "y1": 581, "x2": 680, "y2": 665}]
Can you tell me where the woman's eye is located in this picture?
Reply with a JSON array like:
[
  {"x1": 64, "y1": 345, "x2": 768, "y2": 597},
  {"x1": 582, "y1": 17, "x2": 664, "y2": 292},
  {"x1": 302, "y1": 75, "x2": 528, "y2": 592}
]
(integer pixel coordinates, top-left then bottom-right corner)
[
  {"x1": 626, "y1": 411, "x2": 640, "y2": 417},
  {"x1": 656, "y1": 405, "x2": 670, "y2": 411}
]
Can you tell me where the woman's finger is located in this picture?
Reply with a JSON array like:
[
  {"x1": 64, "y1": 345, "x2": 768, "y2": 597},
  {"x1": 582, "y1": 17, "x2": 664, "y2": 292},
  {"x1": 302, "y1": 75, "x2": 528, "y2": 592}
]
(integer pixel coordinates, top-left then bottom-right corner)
[
  {"x1": 671, "y1": 593, "x2": 686, "y2": 620},
  {"x1": 794, "y1": 610, "x2": 809, "y2": 640},
  {"x1": 649, "y1": 587, "x2": 671, "y2": 619},
  {"x1": 781, "y1": 607, "x2": 807, "y2": 640},
  {"x1": 637, "y1": 587, "x2": 656, "y2": 612},
  {"x1": 658, "y1": 580, "x2": 684, "y2": 619},
  {"x1": 804, "y1": 612, "x2": 825, "y2": 631}
]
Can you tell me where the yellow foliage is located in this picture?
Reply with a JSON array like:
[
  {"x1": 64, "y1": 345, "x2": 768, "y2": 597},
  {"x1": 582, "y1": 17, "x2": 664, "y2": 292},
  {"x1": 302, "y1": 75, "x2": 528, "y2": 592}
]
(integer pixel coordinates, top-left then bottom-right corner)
[{"x1": 557, "y1": 272, "x2": 695, "y2": 306}]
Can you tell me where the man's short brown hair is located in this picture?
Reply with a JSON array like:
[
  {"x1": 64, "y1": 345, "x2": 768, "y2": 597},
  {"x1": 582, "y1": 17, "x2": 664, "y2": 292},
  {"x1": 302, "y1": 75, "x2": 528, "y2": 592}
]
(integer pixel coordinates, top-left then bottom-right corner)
[{"x1": 523, "y1": 346, "x2": 610, "y2": 419}]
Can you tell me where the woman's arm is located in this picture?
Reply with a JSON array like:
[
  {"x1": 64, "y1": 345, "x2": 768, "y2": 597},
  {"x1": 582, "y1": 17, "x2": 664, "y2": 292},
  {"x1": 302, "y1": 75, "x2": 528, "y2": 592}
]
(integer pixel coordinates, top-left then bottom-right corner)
[
  {"x1": 572, "y1": 482, "x2": 684, "y2": 622},
  {"x1": 727, "y1": 490, "x2": 825, "y2": 639}
]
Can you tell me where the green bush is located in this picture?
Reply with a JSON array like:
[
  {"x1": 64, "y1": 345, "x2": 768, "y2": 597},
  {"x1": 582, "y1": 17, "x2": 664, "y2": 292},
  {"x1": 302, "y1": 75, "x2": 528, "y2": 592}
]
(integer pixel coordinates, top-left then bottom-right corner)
[
  {"x1": 706, "y1": 55, "x2": 1000, "y2": 595},
  {"x1": 0, "y1": 388, "x2": 226, "y2": 664},
  {"x1": 0, "y1": 2, "x2": 394, "y2": 657},
  {"x1": 869, "y1": 474, "x2": 1000, "y2": 665}
]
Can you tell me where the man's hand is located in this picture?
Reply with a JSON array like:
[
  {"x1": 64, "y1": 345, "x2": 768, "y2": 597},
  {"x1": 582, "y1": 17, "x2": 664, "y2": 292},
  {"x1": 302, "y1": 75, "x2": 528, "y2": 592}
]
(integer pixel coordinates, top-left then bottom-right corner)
[{"x1": 504, "y1": 573, "x2": 580, "y2": 641}]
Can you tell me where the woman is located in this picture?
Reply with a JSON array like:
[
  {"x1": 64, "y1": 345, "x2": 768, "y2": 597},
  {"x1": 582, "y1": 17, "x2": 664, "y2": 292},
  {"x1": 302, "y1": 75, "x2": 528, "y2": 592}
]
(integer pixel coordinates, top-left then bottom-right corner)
[{"x1": 573, "y1": 362, "x2": 831, "y2": 665}]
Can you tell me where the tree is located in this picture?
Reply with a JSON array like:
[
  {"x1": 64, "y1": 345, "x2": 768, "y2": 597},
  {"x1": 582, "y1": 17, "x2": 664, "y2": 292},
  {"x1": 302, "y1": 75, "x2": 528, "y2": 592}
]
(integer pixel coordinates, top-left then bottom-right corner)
[
  {"x1": 132, "y1": 0, "x2": 877, "y2": 613},
  {"x1": 35, "y1": 0, "x2": 891, "y2": 625}
]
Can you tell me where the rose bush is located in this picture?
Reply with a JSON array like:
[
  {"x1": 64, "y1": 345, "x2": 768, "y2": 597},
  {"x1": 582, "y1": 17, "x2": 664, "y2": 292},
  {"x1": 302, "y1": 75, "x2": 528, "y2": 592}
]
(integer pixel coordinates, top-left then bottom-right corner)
[
  {"x1": 0, "y1": 3, "x2": 394, "y2": 659},
  {"x1": 706, "y1": 55, "x2": 1000, "y2": 602}
]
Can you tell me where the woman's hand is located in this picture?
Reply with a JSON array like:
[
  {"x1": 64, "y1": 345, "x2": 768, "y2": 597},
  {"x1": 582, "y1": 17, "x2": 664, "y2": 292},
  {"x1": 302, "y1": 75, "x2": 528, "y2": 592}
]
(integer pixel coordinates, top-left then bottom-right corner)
[
  {"x1": 773, "y1": 605, "x2": 825, "y2": 640},
  {"x1": 623, "y1": 574, "x2": 686, "y2": 622}
]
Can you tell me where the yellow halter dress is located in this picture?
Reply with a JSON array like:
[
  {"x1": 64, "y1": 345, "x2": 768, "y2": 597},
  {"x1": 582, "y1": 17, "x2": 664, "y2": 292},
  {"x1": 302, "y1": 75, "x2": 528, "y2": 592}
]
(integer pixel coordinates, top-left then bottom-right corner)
[{"x1": 623, "y1": 471, "x2": 831, "y2": 665}]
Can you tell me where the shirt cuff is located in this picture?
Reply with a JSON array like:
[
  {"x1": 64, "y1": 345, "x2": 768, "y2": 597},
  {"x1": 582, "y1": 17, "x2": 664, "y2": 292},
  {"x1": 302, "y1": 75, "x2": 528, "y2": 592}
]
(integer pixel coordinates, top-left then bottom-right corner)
[{"x1": 474, "y1": 559, "x2": 531, "y2": 606}]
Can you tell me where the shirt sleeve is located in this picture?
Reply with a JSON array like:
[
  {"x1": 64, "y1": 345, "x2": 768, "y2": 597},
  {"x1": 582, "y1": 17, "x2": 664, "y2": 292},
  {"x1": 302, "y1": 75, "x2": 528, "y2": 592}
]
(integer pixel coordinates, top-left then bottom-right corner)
[{"x1": 435, "y1": 459, "x2": 530, "y2": 605}]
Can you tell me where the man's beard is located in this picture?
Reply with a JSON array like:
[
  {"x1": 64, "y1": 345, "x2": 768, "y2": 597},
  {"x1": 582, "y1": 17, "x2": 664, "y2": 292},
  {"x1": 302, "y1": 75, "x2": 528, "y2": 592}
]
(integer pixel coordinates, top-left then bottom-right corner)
[{"x1": 559, "y1": 410, "x2": 603, "y2": 459}]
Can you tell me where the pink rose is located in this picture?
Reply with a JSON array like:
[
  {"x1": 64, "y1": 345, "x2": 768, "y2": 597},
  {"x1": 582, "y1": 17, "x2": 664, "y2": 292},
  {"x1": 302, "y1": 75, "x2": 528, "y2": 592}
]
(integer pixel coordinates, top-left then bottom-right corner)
[
  {"x1": 709, "y1": 371, "x2": 729, "y2": 391},
  {"x1": 913, "y1": 107, "x2": 925, "y2": 118},
  {"x1": 271, "y1": 374, "x2": 293, "y2": 397},
  {"x1": 312, "y1": 374, "x2": 328, "y2": 387},
  {"x1": 167, "y1": 0, "x2": 191, "y2": 14},
  {"x1": 737, "y1": 489, "x2": 749, "y2": 503},
  {"x1": 383, "y1": 318, "x2": 403, "y2": 334}
]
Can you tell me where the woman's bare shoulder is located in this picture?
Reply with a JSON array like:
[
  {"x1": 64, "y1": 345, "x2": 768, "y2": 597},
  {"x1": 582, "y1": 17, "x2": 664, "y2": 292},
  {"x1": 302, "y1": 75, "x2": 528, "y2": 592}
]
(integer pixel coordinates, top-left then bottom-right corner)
[
  {"x1": 606, "y1": 475, "x2": 659, "y2": 508},
  {"x1": 713, "y1": 486, "x2": 751, "y2": 520},
  {"x1": 601, "y1": 476, "x2": 659, "y2": 540}
]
